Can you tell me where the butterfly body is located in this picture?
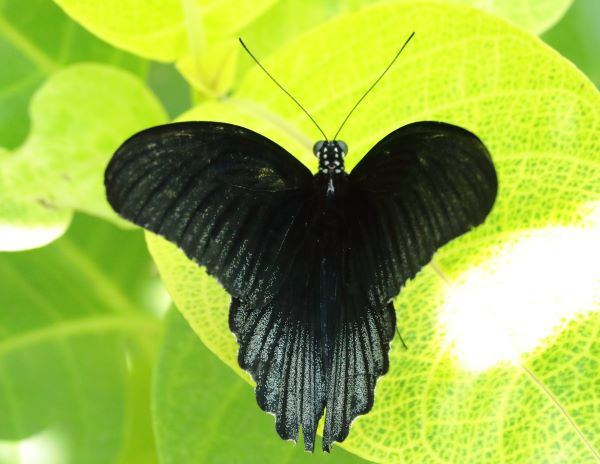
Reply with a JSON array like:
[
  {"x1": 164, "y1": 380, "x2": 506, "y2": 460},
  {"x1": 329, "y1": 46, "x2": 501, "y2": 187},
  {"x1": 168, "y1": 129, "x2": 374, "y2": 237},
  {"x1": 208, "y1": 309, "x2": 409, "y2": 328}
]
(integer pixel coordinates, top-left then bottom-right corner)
[
  {"x1": 314, "y1": 172, "x2": 350, "y2": 372},
  {"x1": 105, "y1": 120, "x2": 497, "y2": 451}
]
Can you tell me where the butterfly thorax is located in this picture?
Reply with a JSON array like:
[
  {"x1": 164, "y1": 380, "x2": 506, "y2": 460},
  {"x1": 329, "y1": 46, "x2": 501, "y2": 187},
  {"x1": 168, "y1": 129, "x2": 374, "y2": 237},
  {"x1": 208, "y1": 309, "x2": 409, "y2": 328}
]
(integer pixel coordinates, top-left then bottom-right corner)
[{"x1": 315, "y1": 140, "x2": 347, "y2": 175}]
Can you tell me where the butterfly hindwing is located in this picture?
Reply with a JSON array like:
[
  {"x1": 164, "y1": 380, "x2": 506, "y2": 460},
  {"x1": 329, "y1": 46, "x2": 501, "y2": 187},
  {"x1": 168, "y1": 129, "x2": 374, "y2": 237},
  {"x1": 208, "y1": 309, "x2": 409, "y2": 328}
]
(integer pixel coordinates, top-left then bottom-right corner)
[
  {"x1": 105, "y1": 121, "x2": 313, "y2": 305},
  {"x1": 228, "y1": 192, "x2": 326, "y2": 451},
  {"x1": 323, "y1": 300, "x2": 396, "y2": 451}
]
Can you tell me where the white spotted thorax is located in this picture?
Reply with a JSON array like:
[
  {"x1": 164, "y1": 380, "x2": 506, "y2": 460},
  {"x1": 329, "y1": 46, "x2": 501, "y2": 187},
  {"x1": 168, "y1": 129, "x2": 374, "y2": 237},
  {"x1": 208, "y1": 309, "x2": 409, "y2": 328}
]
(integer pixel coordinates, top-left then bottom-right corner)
[{"x1": 314, "y1": 140, "x2": 348, "y2": 175}]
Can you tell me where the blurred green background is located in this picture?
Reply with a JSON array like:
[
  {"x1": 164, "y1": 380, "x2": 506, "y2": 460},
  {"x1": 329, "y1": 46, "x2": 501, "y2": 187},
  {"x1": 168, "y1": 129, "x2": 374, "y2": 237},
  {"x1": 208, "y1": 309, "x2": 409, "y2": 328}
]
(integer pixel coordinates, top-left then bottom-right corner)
[{"x1": 0, "y1": 0, "x2": 598, "y2": 463}]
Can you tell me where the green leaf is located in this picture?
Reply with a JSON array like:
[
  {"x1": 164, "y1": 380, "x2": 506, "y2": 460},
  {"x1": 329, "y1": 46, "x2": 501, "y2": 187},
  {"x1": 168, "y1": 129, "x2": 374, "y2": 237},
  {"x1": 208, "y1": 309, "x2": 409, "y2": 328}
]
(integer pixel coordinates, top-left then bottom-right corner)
[
  {"x1": 449, "y1": 0, "x2": 574, "y2": 34},
  {"x1": 146, "y1": 2, "x2": 600, "y2": 461},
  {"x1": 0, "y1": 0, "x2": 145, "y2": 150},
  {"x1": 154, "y1": 309, "x2": 368, "y2": 463},
  {"x1": 0, "y1": 214, "x2": 165, "y2": 463},
  {"x1": 51, "y1": 0, "x2": 279, "y2": 62},
  {"x1": 0, "y1": 63, "x2": 166, "y2": 251},
  {"x1": 146, "y1": 62, "x2": 193, "y2": 120},
  {"x1": 237, "y1": 0, "x2": 573, "y2": 79},
  {"x1": 542, "y1": 0, "x2": 600, "y2": 87}
]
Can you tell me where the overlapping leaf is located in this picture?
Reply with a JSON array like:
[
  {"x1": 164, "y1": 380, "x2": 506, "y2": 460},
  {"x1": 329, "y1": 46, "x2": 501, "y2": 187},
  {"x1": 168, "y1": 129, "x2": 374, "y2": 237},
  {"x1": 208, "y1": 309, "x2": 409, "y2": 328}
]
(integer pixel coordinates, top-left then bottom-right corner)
[
  {"x1": 0, "y1": 215, "x2": 164, "y2": 463},
  {"x1": 147, "y1": 1, "x2": 600, "y2": 462},
  {"x1": 0, "y1": 0, "x2": 145, "y2": 150},
  {"x1": 51, "y1": 0, "x2": 278, "y2": 62},
  {"x1": 0, "y1": 64, "x2": 166, "y2": 250}
]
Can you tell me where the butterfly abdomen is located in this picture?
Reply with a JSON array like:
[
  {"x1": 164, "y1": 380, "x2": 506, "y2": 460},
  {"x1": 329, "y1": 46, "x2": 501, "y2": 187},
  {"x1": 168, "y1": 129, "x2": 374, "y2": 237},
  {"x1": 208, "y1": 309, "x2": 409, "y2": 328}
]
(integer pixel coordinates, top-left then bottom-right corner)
[{"x1": 314, "y1": 174, "x2": 351, "y2": 373}]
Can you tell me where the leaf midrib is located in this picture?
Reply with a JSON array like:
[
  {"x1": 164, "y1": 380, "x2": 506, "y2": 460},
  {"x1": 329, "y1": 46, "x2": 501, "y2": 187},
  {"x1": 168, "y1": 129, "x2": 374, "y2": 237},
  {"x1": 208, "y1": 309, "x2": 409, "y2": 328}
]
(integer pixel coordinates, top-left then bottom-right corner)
[
  {"x1": 0, "y1": 14, "x2": 58, "y2": 73},
  {"x1": 0, "y1": 314, "x2": 160, "y2": 357}
]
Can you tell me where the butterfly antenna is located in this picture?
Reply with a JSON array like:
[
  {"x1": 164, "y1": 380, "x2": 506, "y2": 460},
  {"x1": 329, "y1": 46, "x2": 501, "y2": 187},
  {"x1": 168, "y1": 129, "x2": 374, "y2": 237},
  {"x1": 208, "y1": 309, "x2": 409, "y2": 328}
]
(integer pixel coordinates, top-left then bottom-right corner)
[
  {"x1": 333, "y1": 32, "x2": 415, "y2": 141},
  {"x1": 239, "y1": 38, "x2": 329, "y2": 141}
]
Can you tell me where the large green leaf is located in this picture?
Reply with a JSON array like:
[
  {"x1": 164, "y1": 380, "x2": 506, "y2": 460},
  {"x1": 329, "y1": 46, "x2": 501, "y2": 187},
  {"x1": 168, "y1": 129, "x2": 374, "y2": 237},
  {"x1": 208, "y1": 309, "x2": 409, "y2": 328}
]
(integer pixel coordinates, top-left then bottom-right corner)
[
  {"x1": 51, "y1": 0, "x2": 278, "y2": 62},
  {"x1": 0, "y1": 214, "x2": 165, "y2": 464},
  {"x1": 154, "y1": 309, "x2": 368, "y2": 463},
  {"x1": 0, "y1": 0, "x2": 145, "y2": 150},
  {"x1": 0, "y1": 63, "x2": 166, "y2": 251},
  {"x1": 146, "y1": 1, "x2": 600, "y2": 462}
]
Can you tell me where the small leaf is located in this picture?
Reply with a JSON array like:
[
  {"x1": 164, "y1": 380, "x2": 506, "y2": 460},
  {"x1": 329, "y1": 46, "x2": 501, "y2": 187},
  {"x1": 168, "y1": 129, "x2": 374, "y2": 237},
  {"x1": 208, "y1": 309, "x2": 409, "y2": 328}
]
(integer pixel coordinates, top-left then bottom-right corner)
[
  {"x1": 146, "y1": 2, "x2": 600, "y2": 461},
  {"x1": 0, "y1": 63, "x2": 166, "y2": 250},
  {"x1": 0, "y1": 214, "x2": 164, "y2": 463},
  {"x1": 153, "y1": 309, "x2": 369, "y2": 462}
]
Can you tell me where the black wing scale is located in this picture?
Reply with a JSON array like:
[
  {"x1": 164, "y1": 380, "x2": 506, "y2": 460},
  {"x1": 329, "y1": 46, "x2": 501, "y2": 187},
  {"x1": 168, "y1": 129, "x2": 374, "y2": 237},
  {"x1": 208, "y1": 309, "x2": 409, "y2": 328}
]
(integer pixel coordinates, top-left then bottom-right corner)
[{"x1": 104, "y1": 120, "x2": 497, "y2": 452}]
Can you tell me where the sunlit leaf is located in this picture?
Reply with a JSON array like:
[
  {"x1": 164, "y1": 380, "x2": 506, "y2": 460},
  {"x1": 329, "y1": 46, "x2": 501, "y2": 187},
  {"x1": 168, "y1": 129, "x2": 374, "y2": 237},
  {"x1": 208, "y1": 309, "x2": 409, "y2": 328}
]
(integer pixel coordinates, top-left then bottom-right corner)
[
  {"x1": 146, "y1": 2, "x2": 600, "y2": 461},
  {"x1": 237, "y1": 0, "x2": 574, "y2": 81},
  {"x1": 450, "y1": 0, "x2": 574, "y2": 33},
  {"x1": 51, "y1": 0, "x2": 278, "y2": 62},
  {"x1": 0, "y1": 0, "x2": 145, "y2": 150},
  {"x1": 0, "y1": 63, "x2": 166, "y2": 251},
  {"x1": 153, "y1": 309, "x2": 368, "y2": 463},
  {"x1": 0, "y1": 214, "x2": 165, "y2": 463}
]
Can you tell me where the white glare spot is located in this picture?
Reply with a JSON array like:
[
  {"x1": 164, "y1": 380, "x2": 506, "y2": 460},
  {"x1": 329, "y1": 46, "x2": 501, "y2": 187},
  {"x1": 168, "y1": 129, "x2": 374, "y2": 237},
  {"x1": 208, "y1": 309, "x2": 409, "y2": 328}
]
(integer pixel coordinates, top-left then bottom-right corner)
[
  {"x1": 440, "y1": 203, "x2": 600, "y2": 372},
  {"x1": 140, "y1": 277, "x2": 171, "y2": 317},
  {"x1": 0, "y1": 428, "x2": 69, "y2": 464},
  {"x1": 0, "y1": 224, "x2": 68, "y2": 251}
]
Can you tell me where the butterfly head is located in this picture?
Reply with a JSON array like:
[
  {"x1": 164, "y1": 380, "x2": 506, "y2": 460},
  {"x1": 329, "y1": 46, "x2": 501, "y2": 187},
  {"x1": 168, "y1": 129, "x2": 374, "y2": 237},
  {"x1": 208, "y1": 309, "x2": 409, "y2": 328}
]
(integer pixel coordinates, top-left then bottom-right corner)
[{"x1": 314, "y1": 140, "x2": 348, "y2": 175}]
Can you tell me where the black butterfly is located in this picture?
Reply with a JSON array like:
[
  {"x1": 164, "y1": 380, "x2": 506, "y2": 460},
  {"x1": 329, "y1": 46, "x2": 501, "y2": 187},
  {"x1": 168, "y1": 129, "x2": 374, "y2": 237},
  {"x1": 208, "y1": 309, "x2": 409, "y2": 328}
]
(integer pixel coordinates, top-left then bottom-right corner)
[{"x1": 104, "y1": 34, "x2": 497, "y2": 452}]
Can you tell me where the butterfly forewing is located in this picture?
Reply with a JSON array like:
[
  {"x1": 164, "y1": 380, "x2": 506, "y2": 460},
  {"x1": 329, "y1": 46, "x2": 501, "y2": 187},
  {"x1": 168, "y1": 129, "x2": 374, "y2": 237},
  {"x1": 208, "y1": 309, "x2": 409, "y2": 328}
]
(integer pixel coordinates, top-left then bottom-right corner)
[
  {"x1": 105, "y1": 122, "x2": 313, "y2": 305},
  {"x1": 349, "y1": 121, "x2": 498, "y2": 307}
]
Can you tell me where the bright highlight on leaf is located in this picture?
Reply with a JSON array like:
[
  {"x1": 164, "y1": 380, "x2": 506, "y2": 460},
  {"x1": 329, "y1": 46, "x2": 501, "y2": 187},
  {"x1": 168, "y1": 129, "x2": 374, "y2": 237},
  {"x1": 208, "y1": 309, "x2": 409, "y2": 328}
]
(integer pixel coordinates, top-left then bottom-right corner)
[
  {"x1": 441, "y1": 202, "x2": 600, "y2": 372},
  {"x1": 0, "y1": 224, "x2": 70, "y2": 252},
  {"x1": 0, "y1": 429, "x2": 68, "y2": 464}
]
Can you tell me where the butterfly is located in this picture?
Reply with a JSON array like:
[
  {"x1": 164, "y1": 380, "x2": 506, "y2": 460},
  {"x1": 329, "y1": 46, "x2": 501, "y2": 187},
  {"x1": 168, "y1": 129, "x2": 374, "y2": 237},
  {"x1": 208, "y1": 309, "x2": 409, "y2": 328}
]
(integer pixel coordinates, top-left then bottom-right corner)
[{"x1": 104, "y1": 33, "x2": 497, "y2": 452}]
